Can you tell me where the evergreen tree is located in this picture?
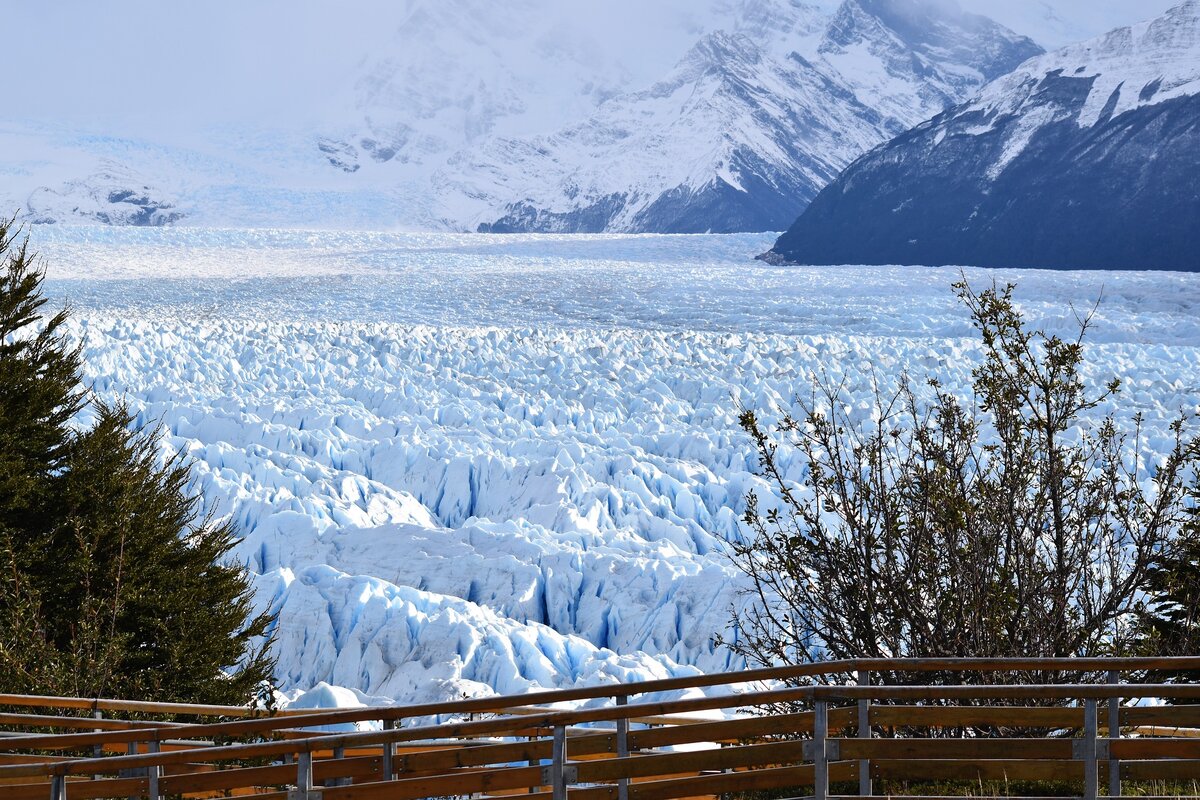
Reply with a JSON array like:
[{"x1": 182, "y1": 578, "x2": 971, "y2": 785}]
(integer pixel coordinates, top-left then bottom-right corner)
[
  {"x1": 0, "y1": 221, "x2": 85, "y2": 546},
  {"x1": 43, "y1": 404, "x2": 275, "y2": 703},
  {"x1": 0, "y1": 533, "x2": 68, "y2": 695},
  {"x1": 0, "y1": 222, "x2": 275, "y2": 703},
  {"x1": 1140, "y1": 508, "x2": 1200, "y2": 682}
]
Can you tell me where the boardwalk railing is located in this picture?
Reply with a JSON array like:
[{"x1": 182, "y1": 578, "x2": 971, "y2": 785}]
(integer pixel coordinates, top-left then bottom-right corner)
[{"x1": 2, "y1": 658, "x2": 1200, "y2": 799}]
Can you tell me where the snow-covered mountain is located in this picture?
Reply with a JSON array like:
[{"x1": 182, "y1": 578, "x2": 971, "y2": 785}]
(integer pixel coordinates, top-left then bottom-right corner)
[
  {"x1": 452, "y1": 0, "x2": 1043, "y2": 232},
  {"x1": 26, "y1": 164, "x2": 183, "y2": 227},
  {"x1": 762, "y1": 0, "x2": 1200, "y2": 269},
  {"x1": 0, "y1": 0, "x2": 1038, "y2": 233}
]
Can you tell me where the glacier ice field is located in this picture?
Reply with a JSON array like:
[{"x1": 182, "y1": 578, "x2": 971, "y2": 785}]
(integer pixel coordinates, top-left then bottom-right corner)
[{"x1": 34, "y1": 226, "x2": 1200, "y2": 712}]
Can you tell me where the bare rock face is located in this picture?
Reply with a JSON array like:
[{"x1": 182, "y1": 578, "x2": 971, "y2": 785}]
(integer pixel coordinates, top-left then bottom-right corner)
[
  {"x1": 27, "y1": 165, "x2": 185, "y2": 226},
  {"x1": 764, "y1": 1, "x2": 1200, "y2": 270},
  {"x1": 317, "y1": 138, "x2": 361, "y2": 173}
]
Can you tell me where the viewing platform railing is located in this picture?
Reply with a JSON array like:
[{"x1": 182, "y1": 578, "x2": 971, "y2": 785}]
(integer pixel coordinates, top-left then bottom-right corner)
[{"x1": 1, "y1": 657, "x2": 1200, "y2": 800}]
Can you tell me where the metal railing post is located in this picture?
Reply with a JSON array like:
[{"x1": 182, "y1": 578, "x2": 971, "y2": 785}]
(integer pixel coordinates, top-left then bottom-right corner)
[
  {"x1": 125, "y1": 741, "x2": 138, "y2": 800},
  {"x1": 1107, "y1": 669, "x2": 1121, "y2": 797},
  {"x1": 50, "y1": 774, "x2": 67, "y2": 800},
  {"x1": 327, "y1": 746, "x2": 346, "y2": 788},
  {"x1": 616, "y1": 695, "x2": 630, "y2": 800},
  {"x1": 147, "y1": 740, "x2": 162, "y2": 800},
  {"x1": 382, "y1": 719, "x2": 395, "y2": 781},
  {"x1": 551, "y1": 725, "x2": 568, "y2": 800},
  {"x1": 528, "y1": 734, "x2": 540, "y2": 794},
  {"x1": 1083, "y1": 699, "x2": 1098, "y2": 800},
  {"x1": 295, "y1": 751, "x2": 314, "y2": 800},
  {"x1": 92, "y1": 710, "x2": 103, "y2": 762},
  {"x1": 857, "y1": 670, "x2": 872, "y2": 796},
  {"x1": 814, "y1": 700, "x2": 829, "y2": 800}
]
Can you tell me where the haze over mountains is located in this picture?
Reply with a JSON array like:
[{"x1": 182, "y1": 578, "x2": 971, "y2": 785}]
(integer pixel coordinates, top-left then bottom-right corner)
[
  {"x1": 0, "y1": 0, "x2": 1174, "y2": 233},
  {"x1": 468, "y1": 0, "x2": 1040, "y2": 233}
]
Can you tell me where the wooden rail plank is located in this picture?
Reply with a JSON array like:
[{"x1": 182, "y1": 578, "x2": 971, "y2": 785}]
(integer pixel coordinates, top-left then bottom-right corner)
[
  {"x1": 1110, "y1": 738, "x2": 1200, "y2": 760},
  {"x1": 395, "y1": 737, "x2": 556, "y2": 773},
  {"x1": 1120, "y1": 759, "x2": 1200, "y2": 780},
  {"x1": 837, "y1": 737, "x2": 1075, "y2": 760},
  {"x1": 324, "y1": 762, "x2": 860, "y2": 800},
  {"x1": 582, "y1": 761, "x2": 858, "y2": 800},
  {"x1": 0, "y1": 693, "x2": 309, "y2": 718},
  {"x1": 323, "y1": 762, "x2": 546, "y2": 800},
  {"x1": 0, "y1": 752, "x2": 76, "y2": 764},
  {"x1": 870, "y1": 758, "x2": 1081, "y2": 782},
  {"x1": 869, "y1": 705, "x2": 1083, "y2": 729},
  {"x1": 389, "y1": 709, "x2": 838, "y2": 776},
  {"x1": 156, "y1": 754, "x2": 383, "y2": 794},
  {"x1": 574, "y1": 739, "x2": 809, "y2": 783},
  {"x1": 0, "y1": 783, "x2": 54, "y2": 800},
  {"x1": 1124, "y1": 705, "x2": 1200, "y2": 727},
  {"x1": 0, "y1": 712, "x2": 188, "y2": 731},
  {"x1": 631, "y1": 711, "x2": 807, "y2": 746},
  {"x1": 818, "y1": 684, "x2": 1200, "y2": 702},
  {"x1": 0, "y1": 775, "x2": 151, "y2": 800}
]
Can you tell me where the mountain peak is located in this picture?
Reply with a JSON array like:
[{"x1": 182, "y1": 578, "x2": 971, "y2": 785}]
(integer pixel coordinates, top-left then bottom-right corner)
[
  {"x1": 967, "y1": 0, "x2": 1200, "y2": 131},
  {"x1": 821, "y1": 0, "x2": 1044, "y2": 104}
]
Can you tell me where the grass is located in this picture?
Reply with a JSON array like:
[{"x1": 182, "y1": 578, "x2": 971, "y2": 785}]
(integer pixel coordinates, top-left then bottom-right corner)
[{"x1": 729, "y1": 778, "x2": 1200, "y2": 798}]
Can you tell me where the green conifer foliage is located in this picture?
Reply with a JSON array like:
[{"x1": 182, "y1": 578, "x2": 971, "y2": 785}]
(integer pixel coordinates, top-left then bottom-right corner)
[
  {"x1": 49, "y1": 404, "x2": 275, "y2": 703},
  {"x1": 0, "y1": 221, "x2": 85, "y2": 543},
  {"x1": 0, "y1": 221, "x2": 275, "y2": 703},
  {"x1": 1141, "y1": 509, "x2": 1200, "y2": 680}
]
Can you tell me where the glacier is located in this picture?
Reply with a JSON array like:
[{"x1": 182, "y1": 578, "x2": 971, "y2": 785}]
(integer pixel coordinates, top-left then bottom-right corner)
[{"x1": 35, "y1": 226, "x2": 1200, "y2": 709}]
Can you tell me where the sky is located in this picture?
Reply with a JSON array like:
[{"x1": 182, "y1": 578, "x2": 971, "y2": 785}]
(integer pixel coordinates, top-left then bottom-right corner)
[
  {"x1": 5, "y1": 0, "x2": 1182, "y2": 130},
  {"x1": 955, "y1": 0, "x2": 1181, "y2": 47}
]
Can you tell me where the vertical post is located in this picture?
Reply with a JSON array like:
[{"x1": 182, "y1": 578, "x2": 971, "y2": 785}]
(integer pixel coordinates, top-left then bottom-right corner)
[
  {"x1": 616, "y1": 695, "x2": 630, "y2": 800},
  {"x1": 814, "y1": 700, "x2": 829, "y2": 800},
  {"x1": 296, "y1": 751, "x2": 314, "y2": 800},
  {"x1": 551, "y1": 725, "x2": 568, "y2": 800},
  {"x1": 50, "y1": 774, "x2": 67, "y2": 800},
  {"x1": 92, "y1": 710, "x2": 103, "y2": 762},
  {"x1": 1107, "y1": 670, "x2": 1121, "y2": 798},
  {"x1": 147, "y1": 740, "x2": 161, "y2": 800},
  {"x1": 382, "y1": 719, "x2": 395, "y2": 781},
  {"x1": 528, "y1": 734, "x2": 540, "y2": 794},
  {"x1": 857, "y1": 670, "x2": 872, "y2": 796},
  {"x1": 1083, "y1": 699, "x2": 1098, "y2": 800},
  {"x1": 329, "y1": 746, "x2": 346, "y2": 788},
  {"x1": 125, "y1": 741, "x2": 138, "y2": 800}
]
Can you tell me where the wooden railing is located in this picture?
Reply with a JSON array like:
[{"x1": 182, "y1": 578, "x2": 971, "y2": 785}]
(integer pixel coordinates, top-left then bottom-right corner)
[{"x1": 2, "y1": 658, "x2": 1200, "y2": 799}]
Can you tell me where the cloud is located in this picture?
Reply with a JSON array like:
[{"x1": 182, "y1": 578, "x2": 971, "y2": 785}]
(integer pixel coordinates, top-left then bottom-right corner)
[
  {"x1": 955, "y1": 0, "x2": 1181, "y2": 46},
  {"x1": 3, "y1": 0, "x2": 1177, "y2": 132}
]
